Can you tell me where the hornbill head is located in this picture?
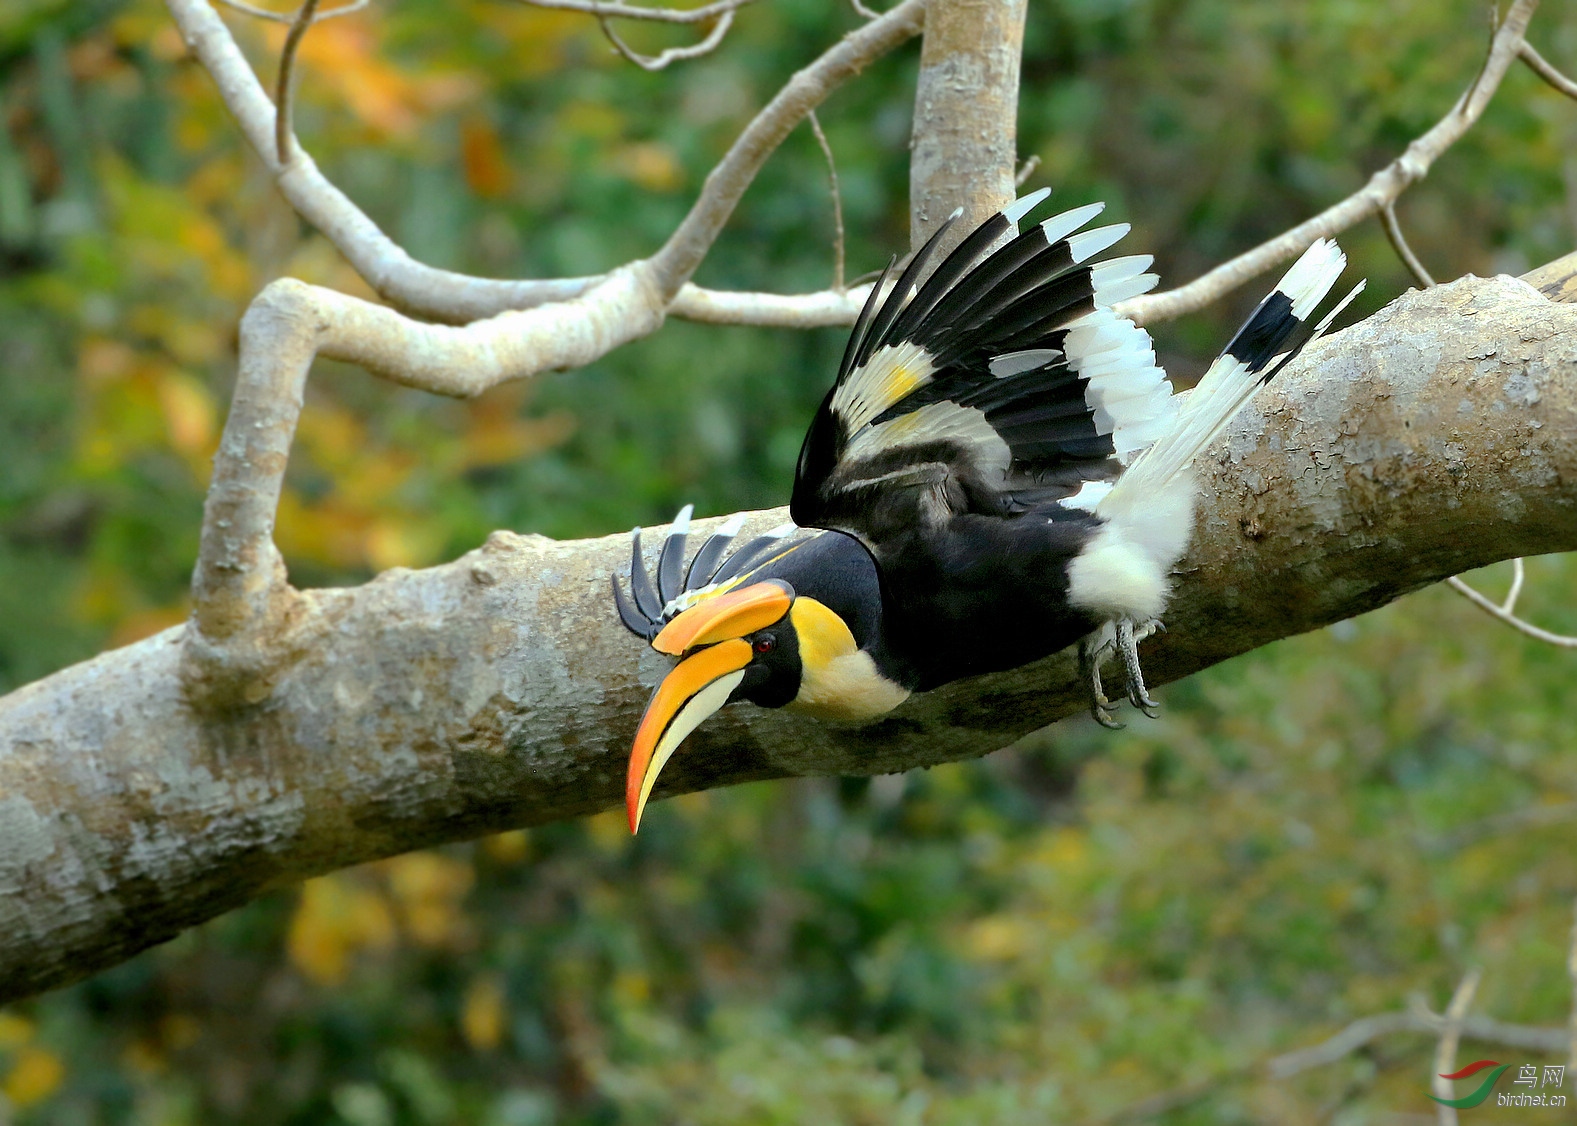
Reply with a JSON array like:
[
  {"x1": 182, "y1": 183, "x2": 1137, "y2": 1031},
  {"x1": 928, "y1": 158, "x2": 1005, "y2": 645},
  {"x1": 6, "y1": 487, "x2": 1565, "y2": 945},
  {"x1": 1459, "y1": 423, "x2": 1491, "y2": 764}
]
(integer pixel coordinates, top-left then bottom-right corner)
[
  {"x1": 626, "y1": 578, "x2": 799, "y2": 834},
  {"x1": 614, "y1": 511, "x2": 896, "y2": 832}
]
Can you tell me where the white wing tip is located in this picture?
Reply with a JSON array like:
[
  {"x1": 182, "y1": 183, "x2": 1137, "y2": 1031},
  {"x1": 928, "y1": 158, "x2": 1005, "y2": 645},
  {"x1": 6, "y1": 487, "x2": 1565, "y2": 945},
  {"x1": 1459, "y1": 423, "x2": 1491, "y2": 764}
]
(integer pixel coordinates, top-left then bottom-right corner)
[
  {"x1": 1002, "y1": 187, "x2": 1052, "y2": 225},
  {"x1": 1277, "y1": 238, "x2": 1348, "y2": 321},
  {"x1": 671, "y1": 504, "x2": 694, "y2": 534},
  {"x1": 1068, "y1": 223, "x2": 1131, "y2": 264},
  {"x1": 765, "y1": 521, "x2": 798, "y2": 538},
  {"x1": 715, "y1": 513, "x2": 748, "y2": 536}
]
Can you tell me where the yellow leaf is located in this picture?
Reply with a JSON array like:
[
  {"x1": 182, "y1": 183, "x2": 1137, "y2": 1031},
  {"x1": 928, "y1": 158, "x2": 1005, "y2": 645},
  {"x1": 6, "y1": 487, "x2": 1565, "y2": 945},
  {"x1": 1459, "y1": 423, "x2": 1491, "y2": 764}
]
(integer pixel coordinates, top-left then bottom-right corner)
[
  {"x1": 287, "y1": 875, "x2": 397, "y2": 986},
  {"x1": 612, "y1": 142, "x2": 683, "y2": 194},
  {"x1": 964, "y1": 915, "x2": 1029, "y2": 961},
  {"x1": 156, "y1": 370, "x2": 217, "y2": 456},
  {"x1": 461, "y1": 973, "x2": 507, "y2": 1051},
  {"x1": 481, "y1": 830, "x2": 531, "y2": 864},
  {"x1": 3, "y1": 1047, "x2": 64, "y2": 1108},
  {"x1": 383, "y1": 852, "x2": 474, "y2": 948}
]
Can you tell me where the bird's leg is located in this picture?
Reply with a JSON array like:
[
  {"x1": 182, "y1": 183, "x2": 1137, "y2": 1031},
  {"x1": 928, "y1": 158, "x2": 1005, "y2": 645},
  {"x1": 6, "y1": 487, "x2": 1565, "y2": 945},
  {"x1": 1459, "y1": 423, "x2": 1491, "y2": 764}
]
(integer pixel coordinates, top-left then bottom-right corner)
[
  {"x1": 1116, "y1": 618, "x2": 1160, "y2": 718},
  {"x1": 1078, "y1": 630, "x2": 1123, "y2": 729}
]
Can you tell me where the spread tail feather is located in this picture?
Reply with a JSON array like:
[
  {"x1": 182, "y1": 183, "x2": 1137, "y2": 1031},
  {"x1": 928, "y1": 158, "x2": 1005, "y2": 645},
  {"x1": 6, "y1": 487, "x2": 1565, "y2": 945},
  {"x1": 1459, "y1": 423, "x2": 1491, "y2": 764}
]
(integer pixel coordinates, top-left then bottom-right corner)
[{"x1": 1098, "y1": 239, "x2": 1362, "y2": 511}]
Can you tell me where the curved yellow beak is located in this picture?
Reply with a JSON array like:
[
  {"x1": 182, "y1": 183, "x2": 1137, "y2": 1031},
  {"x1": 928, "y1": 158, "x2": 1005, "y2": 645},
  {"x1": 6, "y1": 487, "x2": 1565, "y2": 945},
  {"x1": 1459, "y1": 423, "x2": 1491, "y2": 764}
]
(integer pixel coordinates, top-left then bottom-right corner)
[
  {"x1": 626, "y1": 638, "x2": 752, "y2": 833},
  {"x1": 627, "y1": 582, "x2": 793, "y2": 833}
]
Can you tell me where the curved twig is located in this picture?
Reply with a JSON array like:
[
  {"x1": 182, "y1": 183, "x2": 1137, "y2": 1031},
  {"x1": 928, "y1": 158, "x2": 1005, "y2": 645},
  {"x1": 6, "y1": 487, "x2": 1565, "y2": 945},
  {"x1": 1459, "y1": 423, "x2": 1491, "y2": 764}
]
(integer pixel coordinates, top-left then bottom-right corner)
[
  {"x1": 1445, "y1": 571, "x2": 1577, "y2": 648},
  {"x1": 215, "y1": 0, "x2": 364, "y2": 23},
  {"x1": 596, "y1": 7, "x2": 734, "y2": 70},
  {"x1": 1117, "y1": 0, "x2": 1539, "y2": 327},
  {"x1": 1521, "y1": 40, "x2": 1577, "y2": 101},
  {"x1": 274, "y1": 0, "x2": 321, "y2": 164},
  {"x1": 1014, "y1": 153, "x2": 1040, "y2": 187},
  {"x1": 645, "y1": 0, "x2": 924, "y2": 298},
  {"x1": 1381, "y1": 200, "x2": 1436, "y2": 288},
  {"x1": 807, "y1": 110, "x2": 846, "y2": 291},
  {"x1": 516, "y1": 0, "x2": 757, "y2": 24},
  {"x1": 165, "y1": 0, "x2": 921, "y2": 323}
]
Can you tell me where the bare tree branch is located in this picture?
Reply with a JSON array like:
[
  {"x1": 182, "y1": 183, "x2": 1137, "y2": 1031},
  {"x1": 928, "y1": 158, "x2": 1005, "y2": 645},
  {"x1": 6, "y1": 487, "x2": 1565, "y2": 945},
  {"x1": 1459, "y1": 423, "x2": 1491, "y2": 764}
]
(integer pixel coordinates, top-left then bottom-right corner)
[
  {"x1": 1432, "y1": 968, "x2": 1482, "y2": 1126},
  {"x1": 908, "y1": 0, "x2": 1028, "y2": 251},
  {"x1": 1381, "y1": 200, "x2": 1437, "y2": 288},
  {"x1": 1014, "y1": 153, "x2": 1040, "y2": 187},
  {"x1": 6, "y1": 273, "x2": 1577, "y2": 1002},
  {"x1": 214, "y1": 0, "x2": 364, "y2": 24},
  {"x1": 1117, "y1": 0, "x2": 1539, "y2": 327},
  {"x1": 171, "y1": 0, "x2": 921, "y2": 324},
  {"x1": 1084, "y1": 999, "x2": 1567, "y2": 1125},
  {"x1": 807, "y1": 109, "x2": 846, "y2": 291},
  {"x1": 1520, "y1": 39, "x2": 1577, "y2": 101},
  {"x1": 1445, "y1": 571, "x2": 1577, "y2": 647},
  {"x1": 645, "y1": 0, "x2": 923, "y2": 296},
  {"x1": 1425, "y1": 797, "x2": 1577, "y2": 854},
  {"x1": 595, "y1": 8, "x2": 735, "y2": 70},
  {"x1": 273, "y1": 0, "x2": 320, "y2": 164},
  {"x1": 515, "y1": 0, "x2": 758, "y2": 25}
]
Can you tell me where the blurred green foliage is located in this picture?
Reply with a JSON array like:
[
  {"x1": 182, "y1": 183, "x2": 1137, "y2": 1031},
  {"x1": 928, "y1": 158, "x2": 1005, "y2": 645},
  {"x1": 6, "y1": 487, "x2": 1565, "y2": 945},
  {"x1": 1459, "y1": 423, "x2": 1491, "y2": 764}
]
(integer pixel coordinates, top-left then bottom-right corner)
[{"x1": 2, "y1": 0, "x2": 1577, "y2": 1120}]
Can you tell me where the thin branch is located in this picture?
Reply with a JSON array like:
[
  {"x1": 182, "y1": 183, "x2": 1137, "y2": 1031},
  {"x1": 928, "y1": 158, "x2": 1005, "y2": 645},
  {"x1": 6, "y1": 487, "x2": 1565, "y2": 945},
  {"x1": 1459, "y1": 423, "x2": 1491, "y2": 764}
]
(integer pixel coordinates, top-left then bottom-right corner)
[
  {"x1": 1381, "y1": 200, "x2": 1436, "y2": 287},
  {"x1": 515, "y1": 0, "x2": 757, "y2": 24},
  {"x1": 1445, "y1": 574, "x2": 1577, "y2": 647},
  {"x1": 1425, "y1": 799, "x2": 1577, "y2": 854},
  {"x1": 274, "y1": 0, "x2": 321, "y2": 164},
  {"x1": 1082, "y1": 999, "x2": 1566, "y2": 1126},
  {"x1": 1014, "y1": 153, "x2": 1040, "y2": 187},
  {"x1": 1432, "y1": 968, "x2": 1482, "y2": 1126},
  {"x1": 1521, "y1": 39, "x2": 1577, "y2": 101},
  {"x1": 1117, "y1": 0, "x2": 1540, "y2": 327},
  {"x1": 847, "y1": 0, "x2": 879, "y2": 18},
  {"x1": 645, "y1": 0, "x2": 924, "y2": 298},
  {"x1": 214, "y1": 0, "x2": 364, "y2": 23},
  {"x1": 807, "y1": 110, "x2": 846, "y2": 291},
  {"x1": 1503, "y1": 555, "x2": 1526, "y2": 612},
  {"x1": 596, "y1": 7, "x2": 733, "y2": 70}
]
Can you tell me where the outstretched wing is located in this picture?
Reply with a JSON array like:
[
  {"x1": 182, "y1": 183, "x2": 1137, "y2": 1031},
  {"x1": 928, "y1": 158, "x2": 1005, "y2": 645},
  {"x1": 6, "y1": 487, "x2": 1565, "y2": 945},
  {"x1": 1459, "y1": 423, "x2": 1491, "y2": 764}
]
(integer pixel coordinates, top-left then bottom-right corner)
[
  {"x1": 790, "y1": 189, "x2": 1173, "y2": 553},
  {"x1": 613, "y1": 506, "x2": 811, "y2": 642}
]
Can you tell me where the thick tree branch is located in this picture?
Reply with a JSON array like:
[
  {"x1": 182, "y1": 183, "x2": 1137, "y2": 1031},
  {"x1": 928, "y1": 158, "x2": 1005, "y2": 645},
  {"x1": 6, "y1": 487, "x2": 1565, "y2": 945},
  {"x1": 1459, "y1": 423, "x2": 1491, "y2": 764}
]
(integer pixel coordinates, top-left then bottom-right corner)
[
  {"x1": 1118, "y1": 0, "x2": 1538, "y2": 326},
  {"x1": 6, "y1": 273, "x2": 1577, "y2": 1001},
  {"x1": 908, "y1": 0, "x2": 1028, "y2": 251}
]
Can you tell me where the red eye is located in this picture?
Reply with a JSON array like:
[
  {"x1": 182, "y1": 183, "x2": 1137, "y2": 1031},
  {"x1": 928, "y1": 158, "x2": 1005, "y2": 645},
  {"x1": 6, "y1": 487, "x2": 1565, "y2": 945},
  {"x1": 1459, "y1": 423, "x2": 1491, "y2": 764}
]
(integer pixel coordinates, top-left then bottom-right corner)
[{"x1": 754, "y1": 635, "x2": 776, "y2": 654}]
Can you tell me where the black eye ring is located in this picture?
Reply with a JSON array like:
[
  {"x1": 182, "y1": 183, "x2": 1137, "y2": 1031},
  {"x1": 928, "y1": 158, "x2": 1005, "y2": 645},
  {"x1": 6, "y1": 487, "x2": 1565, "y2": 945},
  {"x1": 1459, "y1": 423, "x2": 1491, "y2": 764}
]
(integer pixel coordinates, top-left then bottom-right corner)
[{"x1": 754, "y1": 635, "x2": 776, "y2": 654}]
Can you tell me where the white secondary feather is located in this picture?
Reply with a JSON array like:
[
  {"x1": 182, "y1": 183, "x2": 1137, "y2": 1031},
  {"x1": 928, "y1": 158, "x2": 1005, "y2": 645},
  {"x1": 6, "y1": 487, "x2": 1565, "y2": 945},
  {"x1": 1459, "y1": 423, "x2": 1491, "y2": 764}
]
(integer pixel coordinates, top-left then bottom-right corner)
[{"x1": 1063, "y1": 307, "x2": 1178, "y2": 463}]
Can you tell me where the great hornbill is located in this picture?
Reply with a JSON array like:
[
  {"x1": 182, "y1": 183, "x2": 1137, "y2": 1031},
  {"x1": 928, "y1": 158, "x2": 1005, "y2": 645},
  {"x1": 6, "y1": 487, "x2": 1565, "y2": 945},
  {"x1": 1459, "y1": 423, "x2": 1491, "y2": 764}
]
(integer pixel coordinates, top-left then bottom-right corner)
[{"x1": 614, "y1": 188, "x2": 1363, "y2": 831}]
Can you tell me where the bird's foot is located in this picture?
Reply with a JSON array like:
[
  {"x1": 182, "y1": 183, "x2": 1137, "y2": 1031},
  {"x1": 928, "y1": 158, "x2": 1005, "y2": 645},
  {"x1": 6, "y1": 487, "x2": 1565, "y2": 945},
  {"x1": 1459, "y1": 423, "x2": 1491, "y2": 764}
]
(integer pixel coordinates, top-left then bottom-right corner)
[
  {"x1": 1078, "y1": 629, "x2": 1124, "y2": 729},
  {"x1": 1116, "y1": 618, "x2": 1161, "y2": 719}
]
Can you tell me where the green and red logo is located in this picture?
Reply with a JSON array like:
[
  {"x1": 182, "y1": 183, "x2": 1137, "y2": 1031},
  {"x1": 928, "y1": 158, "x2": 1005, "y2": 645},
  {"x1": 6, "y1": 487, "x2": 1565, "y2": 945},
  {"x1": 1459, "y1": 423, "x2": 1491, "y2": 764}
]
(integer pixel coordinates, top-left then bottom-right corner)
[{"x1": 1429, "y1": 1060, "x2": 1511, "y2": 1109}]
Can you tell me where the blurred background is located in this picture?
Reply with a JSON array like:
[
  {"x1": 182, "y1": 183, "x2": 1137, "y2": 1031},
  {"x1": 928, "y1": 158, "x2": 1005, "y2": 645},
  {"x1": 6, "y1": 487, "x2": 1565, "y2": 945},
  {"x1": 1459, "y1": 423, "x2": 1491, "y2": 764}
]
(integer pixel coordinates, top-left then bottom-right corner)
[{"x1": 3, "y1": 0, "x2": 1577, "y2": 1121}]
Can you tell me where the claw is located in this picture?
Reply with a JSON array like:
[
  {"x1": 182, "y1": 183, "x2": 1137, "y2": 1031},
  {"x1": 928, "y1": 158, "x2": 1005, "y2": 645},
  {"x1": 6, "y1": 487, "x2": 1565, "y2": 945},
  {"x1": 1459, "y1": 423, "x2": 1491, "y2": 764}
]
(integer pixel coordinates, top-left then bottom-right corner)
[
  {"x1": 1079, "y1": 634, "x2": 1126, "y2": 729},
  {"x1": 1115, "y1": 618, "x2": 1161, "y2": 720}
]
